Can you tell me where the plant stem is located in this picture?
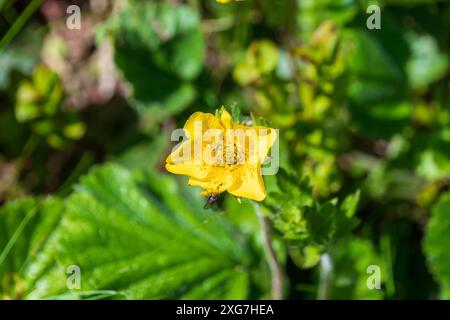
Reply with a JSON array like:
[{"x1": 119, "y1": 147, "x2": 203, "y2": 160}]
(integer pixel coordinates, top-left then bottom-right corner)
[
  {"x1": 0, "y1": 0, "x2": 11, "y2": 13},
  {"x1": 254, "y1": 203, "x2": 283, "y2": 300},
  {"x1": 0, "y1": 0, "x2": 44, "y2": 50},
  {"x1": 15, "y1": 134, "x2": 40, "y2": 175},
  {"x1": 0, "y1": 207, "x2": 37, "y2": 267},
  {"x1": 317, "y1": 253, "x2": 333, "y2": 300}
]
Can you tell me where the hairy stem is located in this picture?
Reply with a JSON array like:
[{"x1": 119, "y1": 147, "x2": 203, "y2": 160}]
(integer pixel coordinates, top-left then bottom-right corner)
[{"x1": 254, "y1": 203, "x2": 283, "y2": 300}]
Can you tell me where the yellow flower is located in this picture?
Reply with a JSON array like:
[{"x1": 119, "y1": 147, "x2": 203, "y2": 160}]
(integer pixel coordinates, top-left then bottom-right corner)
[
  {"x1": 165, "y1": 108, "x2": 277, "y2": 201},
  {"x1": 216, "y1": 0, "x2": 244, "y2": 3}
]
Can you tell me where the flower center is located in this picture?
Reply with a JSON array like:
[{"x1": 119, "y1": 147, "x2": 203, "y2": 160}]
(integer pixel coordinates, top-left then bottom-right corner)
[{"x1": 207, "y1": 140, "x2": 246, "y2": 167}]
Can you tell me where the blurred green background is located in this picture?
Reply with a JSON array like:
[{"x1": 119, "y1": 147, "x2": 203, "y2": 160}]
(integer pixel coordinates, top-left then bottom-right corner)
[{"x1": 0, "y1": 0, "x2": 450, "y2": 300}]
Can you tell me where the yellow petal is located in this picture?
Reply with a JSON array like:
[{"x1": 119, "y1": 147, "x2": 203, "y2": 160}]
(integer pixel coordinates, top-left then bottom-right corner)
[
  {"x1": 232, "y1": 124, "x2": 277, "y2": 164},
  {"x1": 218, "y1": 107, "x2": 234, "y2": 129},
  {"x1": 184, "y1": 112, "x2": 221, "y2": 139},
  {"x1": 165, "y1": 140, "x2": 208, "y2": 179},
  {"x1": 188, "y1": 168, "x2": 234, "y2": 195},
  {"x1": 165, "y1": 162, "x2": 208, "y2": 180},
  {"x1": 254, "y1": 126, "x2": 277, "y2": 163},
  {"x1": 165, "y1": 108, "x2": 276, "y2": 202},
  {"x1": 228, "y1": 164, "x2": 267, "y2": 201}
]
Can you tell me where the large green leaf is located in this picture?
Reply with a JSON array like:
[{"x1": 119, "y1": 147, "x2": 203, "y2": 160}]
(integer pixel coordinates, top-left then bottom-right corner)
[
  {"x1": 0, "y1": 197, "x2": 64, "y2": 299},
  {"x1": 10, "y1": 164, "x2": 266, "y2": 299},
  {"x1": 342, "y1": 24, "x2": 411, "y2": 138},
  {"x1": 424, "y1": 192, "x2": 450, "y2": 298}
]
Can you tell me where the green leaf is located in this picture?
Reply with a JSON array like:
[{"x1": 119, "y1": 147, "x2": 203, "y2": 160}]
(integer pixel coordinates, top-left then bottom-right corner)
[
  {"x1": 0, "y1": 26, "x2": 45, "y2": 90},
  {"x1": 13, "y1": 64, "x2": 84, "y2": 148},
  {"x1": 424, "y1": 192, "x2": 450, "y2": 298},
  {"x1": 0, "y1": 197, "x2": 64, "y2": 299},
  {"x1": 416, "y1": 148, "x2": 450, "y2": 181},
  {"x1": 44, "y1": 290, "x2": 127, "y2": 300},
  {"x1": 230, "y1": 104, "x2": 242, "y2": 123},
  {"x1": 306, "y1": 202, "x2": 337, "y2": 245},
  {"x1": 34, "y1": 164, "x2": 265, "y2": 299},
  {"x1": 342, "y1": 25, "x2": 411, "y2": 138},
  {"x1": 328, "y1": 237, "x2": 384, "y2": 299},
  {"x1": 264, "y1": 169, "x2": 360, "y2": 268},
  {"x1": 233, "y1": 40, "x2": 279, "y2": 86},
  {"x1": 98, "y1": 1, "x2": 205, "y2": 126},
  {"x1": 334, "y1": 191, "x2": 361, "y2": 240},
  {"x1": 343, "y1": 29, "x2": 405, "y2": 104},
  {"x1": 415, "y1": 130, "x2": 450, "y2": 181},
  {"x1": 385, "y1": 0, "x2": 446, "y2": 4},
  {"x1": 340, "y1": 190, "x2": 361, "y2": 218},
  {"x1": 406, "y1": 32, "x2": 449, "y2": 91},
  {"x1": 297, "y1": 0, "x2": 359, "y2": 40}
]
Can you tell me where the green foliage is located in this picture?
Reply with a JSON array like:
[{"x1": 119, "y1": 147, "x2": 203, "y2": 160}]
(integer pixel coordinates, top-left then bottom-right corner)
[
  {"x1": 342, "y1": 26, "x2": 410, "y2": 138},
  {"x1": 97, "y1": 0, "x2": 205, "y2": 129},
  {"x1": 1, "y1": 0, "x2": 450, "y2": 301},
  {"x1": 224, "y1": 196, "x2": 286, "y2": 295},
  {"x1": 424, "y1": 192, "x2": 450, "y2": 299},
  {"x1": 297, "y1": 0, "x2": 360, "y2": 40},
  {"x1": 406, "y1": 32, "x2": 449, "y2": 91},
  {"x1": 264, "y1": 169, "x2": 360, "y2": 268},
  {"x1": 0, "y1": 27, "x2": 44, "y2": 90},
  {"x1": 15, "y1": 64, "x2": 85, "y2": 148},
  {"x1": 113, "y1": 132, "x2": 171, "y2": 171},
  {"x1": 0, "y1": 164, "x2": 270, "y2": 299},
  {"x1": 327, "y1": 237, "x2": 384, "y2": 299},
  {"x1": 0, "y1": 197, "x2": 63, "y2": 299},
  {"x1": 15, "y1": 64, "x2": 63, "y2": 123},
  {"x1": 233, "y1": 40, "x2": 279, "y2": 86}
]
